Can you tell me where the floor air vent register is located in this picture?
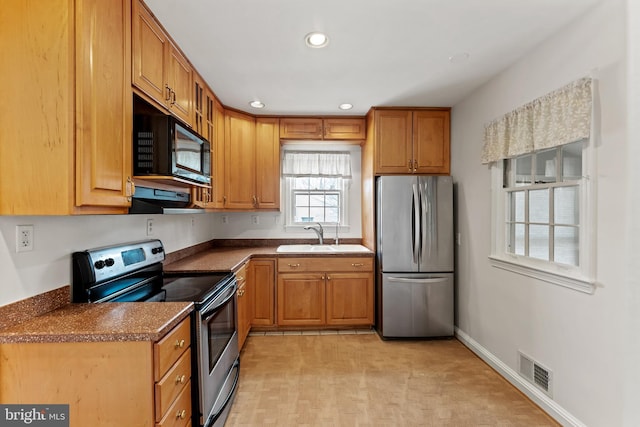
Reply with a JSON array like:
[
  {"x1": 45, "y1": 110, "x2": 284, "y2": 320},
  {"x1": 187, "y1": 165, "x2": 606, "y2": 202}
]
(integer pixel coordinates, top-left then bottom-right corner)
[{"x1": 518, "y1": 351, "x2": 553, "y2": 397}]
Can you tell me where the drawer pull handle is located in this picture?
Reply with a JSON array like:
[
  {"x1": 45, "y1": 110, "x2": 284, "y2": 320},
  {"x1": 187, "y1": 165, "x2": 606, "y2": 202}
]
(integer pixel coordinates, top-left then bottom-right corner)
[
  {"x1": 176, "y1": 374, "x2": 186, "y2": 384},
  {"x1": 175, "y1": 339, "x2": 185, "y2": 349},
  {"x1": 176, "y1": 409, "x2": 187, "y2": 420},
  {"x1": 287, "y1": 263, "x2": 301, "y2": 268},
  {"x1": 351, "y1": 263, "x2": 364, "y2": 267},
  {"x1": 237, "y1": 275, "x2": 244, "y2": 281}
]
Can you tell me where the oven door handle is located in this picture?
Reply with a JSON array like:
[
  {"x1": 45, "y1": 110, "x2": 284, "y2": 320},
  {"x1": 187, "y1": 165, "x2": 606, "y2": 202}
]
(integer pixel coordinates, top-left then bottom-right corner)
[{"x1": 201, "y1": 282, "x2": 237, "y2": 322}]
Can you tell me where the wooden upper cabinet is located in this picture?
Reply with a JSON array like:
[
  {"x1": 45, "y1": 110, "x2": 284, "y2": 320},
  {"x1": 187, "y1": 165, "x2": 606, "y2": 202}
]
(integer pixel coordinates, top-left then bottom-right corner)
[
  {"x1": 374, "y1": 110, "x2": 413, "y2": 174},
  {"x1": 75, "y1": 0, "x2": 133, "y2": 209},
  {"x1": 323, "y1": 118, "x2": 366, "y2": 140},
  {"x1": 132, "y1": 0, "x2": 192, "y2": 125},
  {"x1": 373, "y1": 108, "x2": 450, "y2": 175},
  {"x1": 280, "y1": 117, "x2": 366, "y2": 141},
  {"x1": 0, "y1": 0, "x2": 133, "y2": 215},
  {"x1": 255, "y1": 118, "x2": 280, "y2": 210},
  {"x1": 224, "y1": 110, "x2": 256, "y2": 209},
  {"x1": 279, "y1": 118, "x2": 323, "y2": 140},
  {"x1": 212, "y1": 100, "x2": 226, "y2": 208}
]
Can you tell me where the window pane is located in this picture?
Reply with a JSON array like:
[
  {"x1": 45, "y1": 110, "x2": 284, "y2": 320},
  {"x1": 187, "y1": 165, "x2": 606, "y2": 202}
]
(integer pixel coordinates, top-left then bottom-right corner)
[
  {"x1": 309, "y1": 207, "x2": 326, "y2": 221},
  {"x1": 554, "y1": 226, "x2": 579, "y2": 266},
  {"x1": 325, "y1": 194, "x2": 339, "y2": 207},
  {"x1": 508, "y1": 223, "x2": 525, "y2": 256},
  {"x1": 510, "y1": 191, "x2": 525, "y2": 222},
  {"x1": 515, "y1": 155, "x2": 532, "y2": 186},
  {"x1": 529, "y1": 189, "x2": 549, "y2": 223},
  {"x1": 562, "y1": 141, "x2": 583, "y2": 181},
  {"x1": 536, "y1": 149, "x2": 557, "y2": 184},
  {"x1": 295, "y1": 194, "x2": 309, "y2": 207},
  {"x1": 309, "y1": 194, "x2": 325, "y2": 207},
  {"x1": 325, "y1": 208, "x2": 339, "y2": 223},
  {"x1": 554, "y1": 186, "x2": 579, "y2": 225},
  {"x1": 529, "y1": 225, "x2": 550, "y2": 261}
]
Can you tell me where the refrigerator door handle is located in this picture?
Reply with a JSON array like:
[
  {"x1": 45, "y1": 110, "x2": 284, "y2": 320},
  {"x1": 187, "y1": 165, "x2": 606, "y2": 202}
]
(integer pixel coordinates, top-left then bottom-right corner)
[
  {"x1": 412, "y1": 183, "x2": 420, "y2": 264},
  {"x1": 387, "y1": 277, "x2": 449, "y2": 284}
]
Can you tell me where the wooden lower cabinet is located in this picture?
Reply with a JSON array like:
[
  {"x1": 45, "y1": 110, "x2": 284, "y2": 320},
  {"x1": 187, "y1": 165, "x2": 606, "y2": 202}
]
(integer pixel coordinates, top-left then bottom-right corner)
[
  {"x1": 276, "y1": 257, "x2": 374, "y2": 327},
  {"x1": 0, "y1": 318, "x2": 191, "y2": 427},
  {"x1": 251, "y1": 259, "x2": 276, "y2": 326},
  {"x1": 277, "y1": 273, "x2": 326, "y2": 326}
]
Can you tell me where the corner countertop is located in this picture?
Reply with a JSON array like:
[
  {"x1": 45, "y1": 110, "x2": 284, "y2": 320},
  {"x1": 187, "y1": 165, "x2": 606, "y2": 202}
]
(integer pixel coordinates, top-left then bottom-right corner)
[{"x1": 0, "y1": 302, "x2": 193, "y2": 344}]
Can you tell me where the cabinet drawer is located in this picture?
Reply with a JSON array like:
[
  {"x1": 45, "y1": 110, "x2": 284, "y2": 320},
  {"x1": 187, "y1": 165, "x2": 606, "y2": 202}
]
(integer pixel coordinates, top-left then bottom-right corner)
[
  {"x1": 155, "y1": 348, "x2": 191, "y2": 421},
  {"x1": 278, "y1": 257, "x2": 373, "y2": 273},
  {"x1": 154, "y1": 318, "x2": 190, "y2": 381},
  {"x1": 155, "y1": 379, "x2": 192, "y2": 427}
]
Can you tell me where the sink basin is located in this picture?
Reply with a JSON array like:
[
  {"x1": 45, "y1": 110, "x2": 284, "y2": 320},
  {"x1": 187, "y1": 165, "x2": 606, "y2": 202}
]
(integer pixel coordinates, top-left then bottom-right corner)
[{"x1": 276, "y1": 244, "x2": 371, "y2": 254}]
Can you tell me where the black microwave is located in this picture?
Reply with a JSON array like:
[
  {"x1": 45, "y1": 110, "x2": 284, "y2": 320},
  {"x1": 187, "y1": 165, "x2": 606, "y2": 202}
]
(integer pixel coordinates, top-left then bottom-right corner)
[{"x1": 133, "y1": 114, "x2": 211, "y2": 186}]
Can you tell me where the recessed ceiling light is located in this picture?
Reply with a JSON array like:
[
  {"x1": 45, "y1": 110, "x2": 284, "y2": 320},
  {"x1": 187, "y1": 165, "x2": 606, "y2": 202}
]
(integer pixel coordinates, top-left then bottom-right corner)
[
  {"x1": 305, "y1": 32, "x2": 329, "y2": 48},
  {"x1": 448, "y1": 52, "x2": 470, "y2": 64},
  {"x1": 249, "y1": 100, "x2": 265, "y2": 109},
  {"x1": 338, "y1": 103, "x2": 353, "y2": 110}
]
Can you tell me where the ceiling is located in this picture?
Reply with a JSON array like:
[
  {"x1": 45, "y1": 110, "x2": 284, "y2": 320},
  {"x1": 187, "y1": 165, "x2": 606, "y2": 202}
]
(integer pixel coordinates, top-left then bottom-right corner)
[{"x1": 145, "y1": 0, "x2": 602, "y2": 116}]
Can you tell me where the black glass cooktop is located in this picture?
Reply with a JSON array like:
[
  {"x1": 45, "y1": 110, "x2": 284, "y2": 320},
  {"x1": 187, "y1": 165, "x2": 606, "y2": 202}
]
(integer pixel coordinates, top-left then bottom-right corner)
[{"x1": 162, "y1": 273, "x2": 234, "y2": 305}]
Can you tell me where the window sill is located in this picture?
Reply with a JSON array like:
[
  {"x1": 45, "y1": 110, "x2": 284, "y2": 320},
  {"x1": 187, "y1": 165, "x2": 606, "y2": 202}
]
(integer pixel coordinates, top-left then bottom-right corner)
[{"x1": 488, "y1": 255, "x2": 595, "y2": 294}]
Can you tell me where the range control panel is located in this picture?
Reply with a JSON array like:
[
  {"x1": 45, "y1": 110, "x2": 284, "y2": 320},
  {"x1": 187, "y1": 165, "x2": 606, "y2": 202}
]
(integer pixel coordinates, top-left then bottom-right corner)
[{"x1": 73, "y1": 239, "x2": 165, "y2": 284}]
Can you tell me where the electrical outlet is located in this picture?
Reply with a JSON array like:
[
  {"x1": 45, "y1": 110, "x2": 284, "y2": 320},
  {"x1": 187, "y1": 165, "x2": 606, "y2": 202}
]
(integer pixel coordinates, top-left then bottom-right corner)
[
  {"x1": 191, "y1": 217, "x2": 195, "y2": 227},
  {"x1": 222, "y1": 215, "x2": 229, "y2": 224},
  {"x1": 146, "y1": 218, "x2": 154, "y2": 236},
  {"x1": 251, "y1": 215, "x2": 259, "y2": 225},
  {"x1": 16, "y1": 225, "x2": 34, "y2": 252}
]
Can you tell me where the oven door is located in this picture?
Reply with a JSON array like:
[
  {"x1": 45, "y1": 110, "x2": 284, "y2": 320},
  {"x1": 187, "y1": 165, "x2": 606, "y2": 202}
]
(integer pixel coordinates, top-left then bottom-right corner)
[{"x1": 196, "y1": 279, "x2": 239, "y2": 427}]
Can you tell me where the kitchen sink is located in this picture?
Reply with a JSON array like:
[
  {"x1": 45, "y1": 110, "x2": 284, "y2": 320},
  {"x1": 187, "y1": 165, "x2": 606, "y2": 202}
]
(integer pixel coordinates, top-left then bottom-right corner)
[{"x1": 276, "y1": 244, "x2": 371, "y2": 254}]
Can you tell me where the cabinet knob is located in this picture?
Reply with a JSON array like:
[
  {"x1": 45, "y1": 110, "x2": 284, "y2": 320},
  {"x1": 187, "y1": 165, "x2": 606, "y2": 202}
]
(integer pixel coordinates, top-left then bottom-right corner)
[
  {"x1": 176, "y1": 409, "x2": 187, "y2": 420},
  {"x1": 174, "y1": 339, "x2": 185, "y2": 349},
  {"x1": 326, "y1": 275, "x2": 331, "y2": 281},
  {"x1": 175, "y1": 374, "x2": 186, "y2": 384}
]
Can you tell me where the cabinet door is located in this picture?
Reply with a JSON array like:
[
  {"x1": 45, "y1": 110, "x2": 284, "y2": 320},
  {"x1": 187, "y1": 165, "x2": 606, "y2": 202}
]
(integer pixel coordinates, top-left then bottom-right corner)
[
  {"x1": 212, "y1": 100, "x2": 226, "y2": 208},
  {"x1": 413, "y1": 110, "x2": 450, "y2": 174},
  {"x1": 326, "y1": 272, "x2": 374, "y2": 325},
  {"x1": 167, "y1": 43, "x2": 192, "y2": 125},
  {"x1": 75, "y1": 0, "x2": 132, "y2": 210},
  {"x1": 374, "y1": 110, "x2": 413, "y2": 174},
  {"x1": 279, "y1": 118, "x2": 323, "y2": 140},
  {"x1": 192, "y1": 72, "x2": 205, "y2": 136},
  {"x1": 255, "y1": 118, "x2": 280, "y2": 209},
  {"x1": 323, "y1": 118, "x2": 366, "y2": 140},
  {"x1": 132, "y1": 0, "x2": 168, "y2": 107},
  {"x1": 251, "y1": 259, "x2": 276, "y2": 326},
  {"x1": 277, "y1": 274, "x2": 325, "y2": 326},
  {"x1": 224, "y1": 110, "x2": 256, "y2": 209}
]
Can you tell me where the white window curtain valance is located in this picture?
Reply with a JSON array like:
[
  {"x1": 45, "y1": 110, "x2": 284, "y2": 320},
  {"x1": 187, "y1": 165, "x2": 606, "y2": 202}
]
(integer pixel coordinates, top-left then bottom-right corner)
[
  {"x1": 481, "y1": 77, "x2": 592, "y2": 164},
  {"x1": 282, "y1": 151, "x2": 352, "y2": 178}
]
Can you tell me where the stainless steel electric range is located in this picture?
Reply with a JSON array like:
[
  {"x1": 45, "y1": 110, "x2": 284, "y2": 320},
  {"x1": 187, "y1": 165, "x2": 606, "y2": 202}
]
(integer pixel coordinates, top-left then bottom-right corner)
[{"x1": 72, "y1": 239, "x2": 239, "y2": 427}]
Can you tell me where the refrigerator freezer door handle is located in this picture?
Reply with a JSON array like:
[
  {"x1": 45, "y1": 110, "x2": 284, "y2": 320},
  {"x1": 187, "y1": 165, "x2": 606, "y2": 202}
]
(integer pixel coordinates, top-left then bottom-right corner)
[
  {"x1": 412, "y1": 183, "x2": 420, "y2": 264},
  {"x1": 387, "y1": 277, "x2": 449, "y2": 284}
]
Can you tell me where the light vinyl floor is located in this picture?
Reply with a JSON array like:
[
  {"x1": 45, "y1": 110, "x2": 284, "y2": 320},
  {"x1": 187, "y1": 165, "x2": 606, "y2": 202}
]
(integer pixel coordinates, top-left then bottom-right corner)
[{"x1": 226, "y1": 332, "x2": 559, "y2": 427}]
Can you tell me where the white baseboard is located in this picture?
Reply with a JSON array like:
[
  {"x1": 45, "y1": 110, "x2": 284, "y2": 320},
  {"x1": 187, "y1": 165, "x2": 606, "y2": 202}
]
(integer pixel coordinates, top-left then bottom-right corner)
[{"x1": 455, "y1": 327, "x2": 586, "y2": 427}]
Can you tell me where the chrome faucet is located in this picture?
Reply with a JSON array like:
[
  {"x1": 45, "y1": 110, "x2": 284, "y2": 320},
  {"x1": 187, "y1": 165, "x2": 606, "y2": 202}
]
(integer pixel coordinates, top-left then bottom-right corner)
[{"x1": 303, "y1": 222, "x2": 324, "y2": 245}]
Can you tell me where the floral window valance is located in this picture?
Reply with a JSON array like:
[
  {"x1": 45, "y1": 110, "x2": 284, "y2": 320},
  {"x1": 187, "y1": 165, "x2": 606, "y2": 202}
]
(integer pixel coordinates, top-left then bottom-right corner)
[
  {"x1": 481, "y1": 77, "x2": 592, "y2": 164},
  {"x1": 282, "y1": 151, "x2": 352, "y2": 178}
]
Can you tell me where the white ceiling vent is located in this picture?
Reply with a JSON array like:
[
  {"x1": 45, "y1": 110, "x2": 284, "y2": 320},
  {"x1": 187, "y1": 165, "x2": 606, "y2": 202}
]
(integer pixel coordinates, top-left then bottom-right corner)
[{"x1": 519, "y1": 351, "x2": 553, "y2": 397}]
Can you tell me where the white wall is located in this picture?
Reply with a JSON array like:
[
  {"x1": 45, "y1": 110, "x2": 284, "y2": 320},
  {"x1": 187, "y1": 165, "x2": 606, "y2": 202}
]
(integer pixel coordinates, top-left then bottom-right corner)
[
  {"x1": 451, "y1": 0, "x2": 628, "y2": 425},
  {"x1": 0, "y1": 214, "x2": 215, "y2": 306}
]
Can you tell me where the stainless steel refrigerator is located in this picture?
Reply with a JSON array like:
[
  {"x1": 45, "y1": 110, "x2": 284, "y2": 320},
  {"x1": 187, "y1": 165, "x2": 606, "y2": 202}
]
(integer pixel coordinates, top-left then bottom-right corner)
[{"x1": 376, "y1": 175, "x2": 454, "y2": 338}]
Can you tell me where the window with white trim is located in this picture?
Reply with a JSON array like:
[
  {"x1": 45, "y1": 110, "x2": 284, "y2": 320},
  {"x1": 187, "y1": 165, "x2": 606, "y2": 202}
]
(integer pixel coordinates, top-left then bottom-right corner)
[
  {"x1": 282, "y1": 151, "x2": 351, "y2": 227},
  {"x1": 483, "y1": 78, "x2": 595, "y2": 293}
]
